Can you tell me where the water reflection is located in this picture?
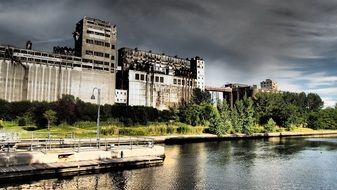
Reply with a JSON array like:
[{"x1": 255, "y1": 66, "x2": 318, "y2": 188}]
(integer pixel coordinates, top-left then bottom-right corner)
[{"x1": 1, "y1": 137, "x2": 337, "y2": 190}]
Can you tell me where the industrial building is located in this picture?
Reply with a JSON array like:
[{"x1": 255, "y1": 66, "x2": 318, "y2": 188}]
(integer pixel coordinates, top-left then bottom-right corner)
[
  {"x1": 260, "y1": 79, "x2": 278, "y2": 92},
  {"x1": 0, "y1": 17, "x2": 206, "y2": 110},
  {"x1": 0, "y1": 17, "x2": 117, "y2": 105},
  {"x1": 206, "y1": 84, "x2": 258, "y2": 109},
  {"x1": 116, "y1": 48, "x2": 205, "y2": 110}
]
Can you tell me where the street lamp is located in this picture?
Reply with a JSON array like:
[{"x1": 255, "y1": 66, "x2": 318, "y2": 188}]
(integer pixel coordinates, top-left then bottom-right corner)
[{"x1": 91, "y1": 87, "x2": 101, "y2": 148}]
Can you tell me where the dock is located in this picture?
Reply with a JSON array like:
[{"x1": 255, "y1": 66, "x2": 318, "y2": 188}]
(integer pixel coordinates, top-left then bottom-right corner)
[
  {"x1": 0, "y1": 155, "x2": 163, "y2": 179},
  {"x1": 0, "y1": 137, "x2": 165, "y2": 180}
]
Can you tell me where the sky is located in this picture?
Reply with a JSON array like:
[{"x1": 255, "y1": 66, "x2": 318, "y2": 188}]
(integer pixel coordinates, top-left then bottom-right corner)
[{"x1": 0, "y1": 0, "x2": 337, "y2": 107}]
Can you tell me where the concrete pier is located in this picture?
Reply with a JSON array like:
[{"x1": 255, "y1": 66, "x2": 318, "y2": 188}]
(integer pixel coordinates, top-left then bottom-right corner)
[{"x1": 0, "y1": 145, "x2": 165, "y2": 179}]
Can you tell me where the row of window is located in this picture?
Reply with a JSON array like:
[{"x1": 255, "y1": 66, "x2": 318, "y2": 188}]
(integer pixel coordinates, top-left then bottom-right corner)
[
  {"x1": 173, "y1": 79, "x2": 193, "y2": 86},
  {"x1": 116, "y1": 91, "x2": 127, "y2": 95},
  {"x1": 135, "y1": 74, "x2": 165, "y2": 83},
  {"x1": 87, "y1": 30, "x2": 110, "y2": 38},
  {"x1": 87, "y1": 21, "x2": 111, "y2": 31},
  {"x1": 86, "y1": 39, "x2": 112, "y2": 48},
  {"x1": 133, "y1": 73, "x2": 193, "y2": 86},
  {"x1": 11, "y1": 54, "x2": 113, "y2": 72},
  {"x1": 85, "y1": 50, "x2": 114, "y2": 59}
]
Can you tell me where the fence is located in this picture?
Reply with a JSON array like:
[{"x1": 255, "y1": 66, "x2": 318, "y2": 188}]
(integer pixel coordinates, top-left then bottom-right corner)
[{"x1": 2, "y1": 131, "x2": 154, "y2": 153}]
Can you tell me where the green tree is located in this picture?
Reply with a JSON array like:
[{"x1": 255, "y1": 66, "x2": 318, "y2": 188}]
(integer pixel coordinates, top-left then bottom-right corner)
[
  {"x1": 218, "y1": 100, "x2": 233, "y2": 134},
  {"x1": 233, "y1": 100, "x2": 245, "y2": 133},
  {"x1": 43, "y1": 109, "x2": 57, "y2": 131},
  {"x1": 307, "y1": 93, "x2": 323, "y2": 111},
  {"x1": 264, "y1": 118, "x2": 277, "y2": 132},
  {"x1": 53, "y1": 94, "x2": 77, "y2": 125},
  {"x1": 192, "y1": 88, "x2": 211, "y2": 104},
  {"x1": 242, "y1": 97, "x2": 255, "y2": 135}
]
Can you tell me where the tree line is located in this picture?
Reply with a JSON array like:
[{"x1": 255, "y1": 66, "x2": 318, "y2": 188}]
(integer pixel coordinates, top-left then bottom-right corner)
[
  {"x1": 0, "y1": 89, "x2": 336, "y2": 135},
  {"x1": 178, "y1": 89, "x2": 336, "y2": 135},
  {"x1": 0, "y1": 95, "x2": 174, "y2": 128}
]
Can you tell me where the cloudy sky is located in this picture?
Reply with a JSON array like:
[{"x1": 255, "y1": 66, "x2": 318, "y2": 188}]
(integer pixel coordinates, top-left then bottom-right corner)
[{"x1": 1, "y1": 0, "x2": 337, "y2": 107}]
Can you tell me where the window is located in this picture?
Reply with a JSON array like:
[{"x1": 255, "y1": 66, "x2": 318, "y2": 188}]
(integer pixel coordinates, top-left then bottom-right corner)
[
  {"x1": 135, "y1": 73, "x2": 139, "y2": 80},
  {"x1": 173, "y1": 79, "x2": 177, "y2": 84},
  {"x1": 160, "y1": 77, "x2": 164, "y2": 83},
  {"x1": 105, "y1": 34, "x2": 110, "y2": 37},
  {"x1": 83, "y1": 59, "x2": 92, "y2": 63},
  {"x1": 94, "y1": 40, "x2": 105, "y2": 46},
  {"x1": 141, "y1": 74, "x2": 145, "y2": 81},
  {"x1": 94, "y1": 51, "x2": 104, "y2": 57},
  {"x1": 86, "y1": 39, "x2": 94, "y2": 44},
  {"x1": 105, "y1": 43, "x2": 110, "y2": 47},
  {"x1": 87, "y1": 30, "x2": 94, "y2": 34},
  {"x1": 86, "y1": 50, "x2": 93, "y2": 55},
  {"x1": 94, "y1": 60, "x2": 103, "y2": 65},
  {"x1": 104, "y1": 53, "x2": 110, "y2": 58},
  {"x1": 182, "y1": 80, "x2": 185, "y2": 85},
  {"x1": 155, "y1": 76, "x2": 159, "y2": 82},
  {"x1": 111, "y1": 56, "x2": 115, "y2": 60},
  {"x1": 178, "y1": 79, "x2": 181, "y2": 85},
  {"x1": 111, "y1": 45, "x2": 115, "y2": 49},
  {"x1": 94, "y1": 32, "x2": 105, "y2": 36}
]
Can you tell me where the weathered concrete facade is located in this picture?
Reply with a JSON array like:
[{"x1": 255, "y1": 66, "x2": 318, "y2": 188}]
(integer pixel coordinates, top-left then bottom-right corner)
[
  {"x1": 117, "y1": 48, "x2": 203, "y2": 110},
  {"x1": 0, "y1": 46, "x2": 115, "y2": 104}
]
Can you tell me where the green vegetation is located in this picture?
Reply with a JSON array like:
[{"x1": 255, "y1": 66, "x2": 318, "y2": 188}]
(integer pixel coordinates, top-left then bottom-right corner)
[
  {"x1": 0, "y1": 120, "x2": 205, "y2": 138},
  {"x1": 0, "y1": 89, "x2": 336, "y2": 138}
]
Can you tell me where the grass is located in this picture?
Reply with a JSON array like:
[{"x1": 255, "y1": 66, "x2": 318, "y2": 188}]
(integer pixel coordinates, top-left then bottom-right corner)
[{"x1": 0, "y1": 121, "x2": 208, "y2": 139}]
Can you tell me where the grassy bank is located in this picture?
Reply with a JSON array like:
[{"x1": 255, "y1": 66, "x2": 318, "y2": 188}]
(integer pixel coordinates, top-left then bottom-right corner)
[{"x1": 0, "y1": 121, "x2": 207, "y2": 139}]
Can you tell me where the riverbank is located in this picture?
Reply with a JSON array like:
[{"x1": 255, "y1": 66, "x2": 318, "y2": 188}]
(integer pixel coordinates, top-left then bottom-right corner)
[{"x1": 151, "y1": 130, "x2": 337, "y2": 143}]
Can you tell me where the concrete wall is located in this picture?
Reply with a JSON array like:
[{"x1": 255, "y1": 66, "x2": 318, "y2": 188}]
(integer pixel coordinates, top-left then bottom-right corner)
[
  {"x1": 0, "y1": 60, "x2": 115, "y2": 105},
  {"x1": 128, "y1": 70, "x2": 193, "y2": 110}
]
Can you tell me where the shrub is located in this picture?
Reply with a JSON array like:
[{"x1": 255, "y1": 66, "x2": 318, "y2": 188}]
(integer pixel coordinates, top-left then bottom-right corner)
[
  {"x1": 101, "y1": 125, "x2": 119, "y2": 135},
  {"x1": 166, "y1": 125, "x2": 175, "y2": 134},
  {"x1": 22, "y1": 126, "x2": 38, "y2": 131},
  {"x1": 264, "y1": 118, "x2": 277, "y2": 133},
  {"x1": 177, "y1": 123, "x2": 191, "y2": 134},
  {"x1": 17, "y1": 117, "x2": 26, "y2": 126},
  {"x1": 0, "y1": 119, "x2": 4, "y2": 129}
]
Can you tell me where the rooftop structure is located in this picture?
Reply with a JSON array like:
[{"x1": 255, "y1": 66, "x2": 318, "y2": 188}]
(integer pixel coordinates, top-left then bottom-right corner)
[{"x1": 74, "y1": 16, "x2": 117, "y2": 72}]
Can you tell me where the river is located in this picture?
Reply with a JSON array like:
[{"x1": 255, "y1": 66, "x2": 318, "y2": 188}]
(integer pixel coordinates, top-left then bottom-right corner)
[{"x1": 1, "y1": 137, "x2": 337, "y2": 190}]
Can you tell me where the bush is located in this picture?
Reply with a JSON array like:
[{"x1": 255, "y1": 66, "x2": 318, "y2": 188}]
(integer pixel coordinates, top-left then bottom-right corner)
[
  {"x1": 73, "y1": 121, "x2": 96, "y2": 128},
  {"x1": 22, "y1": 126, "x2": 38, "y2": 131},
  {"x1": 166, "y1": 125, "x2": 175, "y2": 134},
  {"x1": 17, "y1": 117, "x2": 26, "y2": 126},
  {"x1": 264, "y1": 118, "x2": 277, "y2": 133},
  {"x1": 101, "y1": 125, "x2": 119, "y2": 135},
  {"x1": 0, "y1": 119, "x2": 4, "y2": 129},
  {"x1": 177, "y1": 123, "x2": 191, "y2": 134}
]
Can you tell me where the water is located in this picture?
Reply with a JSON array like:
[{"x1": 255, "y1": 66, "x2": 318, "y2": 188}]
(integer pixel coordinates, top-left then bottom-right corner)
[{"x1": 2, "y1": 137, "x2": 337, "y2": 190}]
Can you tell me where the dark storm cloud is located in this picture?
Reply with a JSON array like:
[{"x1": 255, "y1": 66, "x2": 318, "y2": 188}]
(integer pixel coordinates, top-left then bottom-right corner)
[{"x1": 1, "y1": 0, "x2": 337, "y2": 106}]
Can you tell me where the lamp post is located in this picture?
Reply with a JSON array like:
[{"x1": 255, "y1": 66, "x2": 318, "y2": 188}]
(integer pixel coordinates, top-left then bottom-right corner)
[{"x1": 91, "y1": 88, "x2": 101, "y2": 148}]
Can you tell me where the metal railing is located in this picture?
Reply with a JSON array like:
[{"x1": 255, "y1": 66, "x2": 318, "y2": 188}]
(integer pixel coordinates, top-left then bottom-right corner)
[{"x1": 2, "y1": 132, "x2": 154, "y2": 153}]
